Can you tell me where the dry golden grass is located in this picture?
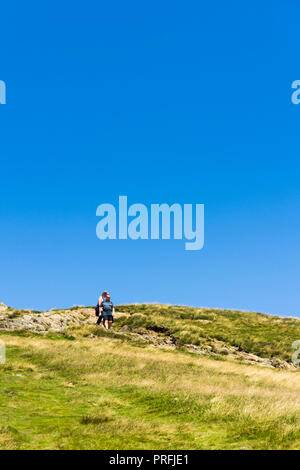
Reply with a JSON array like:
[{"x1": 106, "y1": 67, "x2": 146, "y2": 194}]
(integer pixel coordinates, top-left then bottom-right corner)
[{"x1": 1, "y1": 332, "x2": 300, "y2": 449}]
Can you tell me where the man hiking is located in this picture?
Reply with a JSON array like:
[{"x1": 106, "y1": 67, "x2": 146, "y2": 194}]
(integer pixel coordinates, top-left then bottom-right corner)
[{"x1": 100, "y1": 293, "x2": 115, "y2": 330}]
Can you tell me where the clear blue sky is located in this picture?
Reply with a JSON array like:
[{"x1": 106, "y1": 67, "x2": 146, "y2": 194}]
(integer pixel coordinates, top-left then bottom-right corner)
[{"x1": 1, "y1": 1, "x2": 300, "y2": 315}]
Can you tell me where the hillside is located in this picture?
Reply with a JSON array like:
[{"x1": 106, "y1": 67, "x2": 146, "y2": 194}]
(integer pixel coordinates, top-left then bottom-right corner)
[
  {"x1": 1, "y1": 303, "x2": 300, "y2": 449},
  {"x1": 1, "y1": 303, "x2": 299, "y2": 367}
]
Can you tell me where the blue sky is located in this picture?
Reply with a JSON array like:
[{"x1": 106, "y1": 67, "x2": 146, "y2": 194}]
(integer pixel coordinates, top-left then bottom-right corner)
[{"x1": 1, "y1": 1, "x2": 300, "y2": 315}]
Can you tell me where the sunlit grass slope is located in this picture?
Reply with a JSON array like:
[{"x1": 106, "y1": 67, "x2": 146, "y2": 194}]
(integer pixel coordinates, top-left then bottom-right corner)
[
  {"x1": 1, "y1": 314, "x2": 300, "y2": 450},
  {"x1": 115, "y1": 304, "x2": 300, "y2": 362}
]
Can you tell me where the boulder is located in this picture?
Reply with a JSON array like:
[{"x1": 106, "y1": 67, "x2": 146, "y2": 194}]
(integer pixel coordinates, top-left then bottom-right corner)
[{"x1": 0, "y1": 303, "x2": 7, "y2": 312}]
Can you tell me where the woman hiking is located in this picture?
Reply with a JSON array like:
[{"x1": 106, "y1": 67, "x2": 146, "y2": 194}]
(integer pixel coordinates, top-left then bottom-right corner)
[
  {"x1": 96, "y1": 291, "x2": 108, "y2": 325},
  {"x1": 100, "y1": 293, "x2": 115, "y2": 330}
]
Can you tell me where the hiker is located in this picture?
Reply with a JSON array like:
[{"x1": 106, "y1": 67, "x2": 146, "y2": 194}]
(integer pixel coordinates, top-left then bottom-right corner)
[
  {"x1": 96, "y1": 291, "x2": 108, "y2": 325},
  {"x1": 100, "y1": 293, "x2": 115, "y2": 330}
]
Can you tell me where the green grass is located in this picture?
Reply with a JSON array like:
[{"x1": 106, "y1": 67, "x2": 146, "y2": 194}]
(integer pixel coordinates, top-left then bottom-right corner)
[
  {"x1": 1, "y1": 326, "x2": 300, "y2": 450},
  {"x1": 1, "y1": 303, "x2": 300, "y2": 449},
  {"x1": 115, "y1": 304, "x2": 300, "y2": 361}
]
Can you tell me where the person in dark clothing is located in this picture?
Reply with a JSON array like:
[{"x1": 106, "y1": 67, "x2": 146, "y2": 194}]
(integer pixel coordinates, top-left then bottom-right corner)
[
  {"x1": 96, "y1": 291, "x2": 108, "y2": 325},
  {"x1": 100, "y1": 293, "x2": 115, "y2": 330}
]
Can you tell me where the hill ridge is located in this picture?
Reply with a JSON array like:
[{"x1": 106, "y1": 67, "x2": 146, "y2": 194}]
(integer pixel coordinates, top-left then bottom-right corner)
[{"x1": 0, "y1": 303, "x2": 298, "y2": 370}]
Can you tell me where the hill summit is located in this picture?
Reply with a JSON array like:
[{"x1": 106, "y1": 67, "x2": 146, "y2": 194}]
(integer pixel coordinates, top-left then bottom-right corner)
[{"x1": 0, "y1": 303, "x2": 299, "y2": 370}]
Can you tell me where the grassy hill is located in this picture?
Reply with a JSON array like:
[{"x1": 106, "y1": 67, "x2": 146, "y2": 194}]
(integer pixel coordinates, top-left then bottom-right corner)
[
  {"x1": 114, "y1": 304, "x2": 300, "y2": 362},
  {"x1": 1, "y1": 303, "x2": 300, "y2": 449}
]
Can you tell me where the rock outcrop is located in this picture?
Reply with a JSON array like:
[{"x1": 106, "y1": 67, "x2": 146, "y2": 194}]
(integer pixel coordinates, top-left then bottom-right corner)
[
  {"x1": 0, "y1": 304, "x2": 296, "y2": 370},
  {"x1": 184, "y1": 343, "x2": 296, "y2": 370},
  {"x1": 0, "y1": 303, "x2": 8, "y2": 313},
  {"x1": 0, "y1": 306, "x2": 95, "y2": 333}
]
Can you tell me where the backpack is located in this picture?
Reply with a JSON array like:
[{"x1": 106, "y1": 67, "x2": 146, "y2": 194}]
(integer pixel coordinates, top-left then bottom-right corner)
[
  {"x1": 95, "y1": 304, "x2": 100, "y2": 317},
  {"x1": 101, "y1": 301, "x2": 113, "y2": 315}
]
